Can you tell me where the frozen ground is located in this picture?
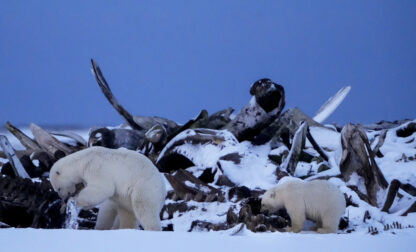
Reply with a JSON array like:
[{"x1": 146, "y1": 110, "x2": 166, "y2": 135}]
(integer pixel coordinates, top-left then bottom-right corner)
[
  {"x1": 1, "y1": 228, "x2": 415, "y2": 252},
  {"x1": 0, "y1": 120, "x2": 415, "y2": 251}
]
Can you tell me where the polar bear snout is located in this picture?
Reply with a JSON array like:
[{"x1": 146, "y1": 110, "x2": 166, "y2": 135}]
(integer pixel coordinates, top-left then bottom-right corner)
[
  {"x1": 261, "y1": 191, "x2": 283, "y2": 215},
  {"x1": 260, "y1": 202, "x2": 281, "y2": 215},
  {"x1": 260, "y1": 207, "x2": 270, "y2": 216},
  {"x1": 260, "y1": 202, "x2": 269, "y2": 214},
  {"x1": 56, "y1": 185, "x2": 76, "y2": 201},
  {"x1": 59, "y1": 183, "x2": 84, "y2": 201}
]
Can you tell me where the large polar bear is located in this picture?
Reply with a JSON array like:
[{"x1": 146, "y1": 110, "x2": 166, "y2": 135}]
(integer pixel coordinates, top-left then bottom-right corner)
[
  {"x1": 261, "y1": 177, "x2": 346, "y2": 233},
  {"x1": 49, "y1": 146, "x2": 166, "y2": 231}
]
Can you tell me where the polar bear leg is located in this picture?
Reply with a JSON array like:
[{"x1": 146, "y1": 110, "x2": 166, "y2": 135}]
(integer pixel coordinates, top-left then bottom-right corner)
[
  {"x1": 95, "y1": 200, "x2": 118, "y2": 230},
  {"x1": 286, "y1": 202, "x2": 306, "y2": 233},
  {"x1": 112, "y1": 215, "x2": 120, "y2": 229},
  {"x1": 76, "y1": 182, "x2": 114, "y2": 209},
  {"x1": 317, "y1": 215, "x2": 338, "y2": 234},
  {"x1": 131, "y1": 193, "x2": 162, "y2": 231},
  {"x1": 133, "y1": 205, "x2": 161, "y2": 231},
  {"x1": 118, "y1": 208, "x2": 138, "y2": 229}
]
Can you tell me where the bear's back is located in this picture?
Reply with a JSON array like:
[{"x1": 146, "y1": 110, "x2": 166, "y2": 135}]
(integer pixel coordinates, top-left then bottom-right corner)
[
  {"x1": 275, "y1": 178, "x2": 345, "y2": 211},
  {"x1": 303, "y1": 180, "x2": 346, "y2": 216},
  {"x1": 86, "y1": 147, "x2": 158, "y2": 175},
  {"x1": 52, "y1": 147, "x2": 159, "y2": 180},
  {"x1": 275, "y1": 177, "x2": 304, "y2": 191},
  {"x1": 306, "y1": 180, "x2": 343, "y2": 198}
]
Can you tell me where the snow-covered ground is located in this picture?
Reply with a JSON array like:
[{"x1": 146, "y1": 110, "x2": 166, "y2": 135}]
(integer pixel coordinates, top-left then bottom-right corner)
[
  {"x1": 1, "y1": 120, "x2": 416, "y2": 251},
  {"x1": 1, "y1": 228, "x2": 415, "y2": 252}
]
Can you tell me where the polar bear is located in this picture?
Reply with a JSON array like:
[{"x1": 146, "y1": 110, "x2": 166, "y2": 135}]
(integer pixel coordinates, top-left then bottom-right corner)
[
  {"x1": 261, "y1": 177, "x2": 346, "y2": 233},
  {"x1": 49, "y1": 146, "x2": 166, "y2": 231}
]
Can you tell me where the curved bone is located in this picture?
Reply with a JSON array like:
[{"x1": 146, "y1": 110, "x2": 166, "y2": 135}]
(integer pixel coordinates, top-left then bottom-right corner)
[
  {"x1": 91, "y1": 59, "x2": 180, "y2": 140},
  {"x1": 157, "y1": 128, "x2": 238, "y2": 173},
  {"x1": 50, "y1": 131, "x2": 87, "y2": 147},
  {"x1": 5, "y1": 121, "x2": 41, "y2": 151},
  {"x1": 340, "y1": 123, "x2": 388, "y2": 207},
  {"x1": 91, "y1": 59, "x2": 144, "y2": 131},
  {"x1": 30, "y1": 123, "x2": 76, "y2": 156},
  {"x1": 280, "y1": 122, "x2": 307, "y2": 175},
  {"x1": 313, "y1": 86, "x2": 351, "y2": 123},
  {"x1": 0, "y1": 135, "x2": 30, "y2": 178}
]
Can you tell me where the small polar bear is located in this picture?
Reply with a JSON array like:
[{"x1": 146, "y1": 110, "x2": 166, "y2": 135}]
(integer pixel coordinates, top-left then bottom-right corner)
[
  {"x1": 49, "y1": 146, "x2": 166, "y2": 231},
  {"x1": 261, "y1": 177, "x2": 346, "y2": 233}
]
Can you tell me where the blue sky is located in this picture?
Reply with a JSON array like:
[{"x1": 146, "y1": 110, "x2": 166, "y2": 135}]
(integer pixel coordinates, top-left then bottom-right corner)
[{"x1": 1, "y1": 1, "x2": 415, "y2": 127}]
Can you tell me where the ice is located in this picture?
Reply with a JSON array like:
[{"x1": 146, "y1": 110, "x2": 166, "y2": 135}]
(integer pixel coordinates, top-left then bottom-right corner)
[{"x1": 65, "y1": 198, "x2": 80, "y2": 229}]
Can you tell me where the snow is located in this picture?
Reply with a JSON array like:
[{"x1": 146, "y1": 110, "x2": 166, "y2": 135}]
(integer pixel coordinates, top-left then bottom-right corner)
[
  {"x1": 346, "y1": 172, "x2": 367, "y2": 195},
  {"x1": 184, "y1": 181, "x2": 211, "y2": 193},
  {"x1": 157, "y1": 129, "x2": 239, "y2": 166},
  {"x1": 294, "y1": 161, "x2": 318, "y2": 177},
  {"x1": 375, "y1": 121, "x2": 416, "y2": 185},
  {"x1": 219, "y1": 142, "x2": 277, "y2": 189},
  {"x1": 1, "y1": 228, "x2": 415, "y2": 252},
  {"x1": 155, "y1": 120, "x2": 416, "y2": 238},
  {"x1": 164, "y1": 200, "x2": 234, "y2": 232},
  {"x1": 307, "y1": 126, "x2": 342, "y2": 152},
  {"x1": 268, "y1": 145, "x2": 288, "y2": 156},
  {"x1": 158, "y1": 129, "x2": 277, "y2": 189},
  {"x1": 1, "y1": 119, "x2": 416, "y2": 250}
]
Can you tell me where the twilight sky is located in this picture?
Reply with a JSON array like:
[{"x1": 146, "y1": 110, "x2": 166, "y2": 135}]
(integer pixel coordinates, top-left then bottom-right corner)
[{"x1": 1, "y1": 1, "x2": 415, "y2": 128}]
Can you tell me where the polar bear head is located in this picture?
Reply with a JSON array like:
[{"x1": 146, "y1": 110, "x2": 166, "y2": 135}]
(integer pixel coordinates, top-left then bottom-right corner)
[
  {"x1": 49, "y1": 161, "x2": 84, "y2": 200},
  {"x1": 261, "y1": 187, "x2": 285, "y2": 214},
  {"x1": 50, "y1": 170, "x2": 76, "y2": 200}
]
